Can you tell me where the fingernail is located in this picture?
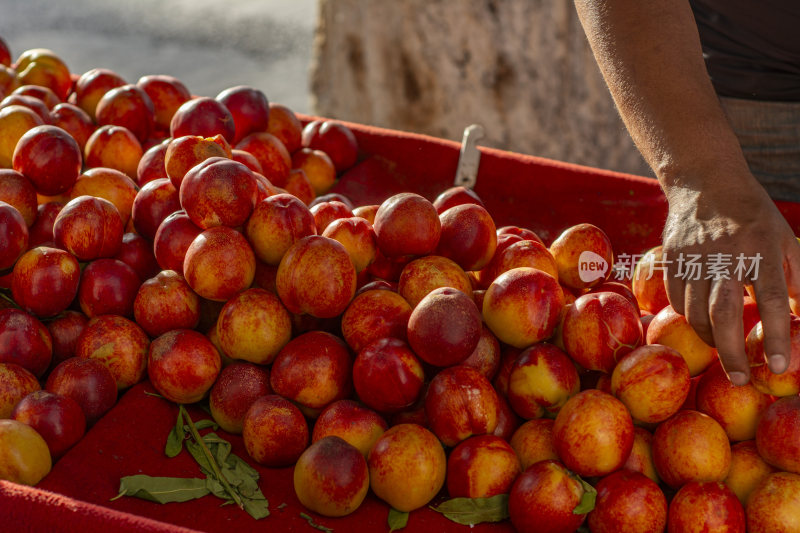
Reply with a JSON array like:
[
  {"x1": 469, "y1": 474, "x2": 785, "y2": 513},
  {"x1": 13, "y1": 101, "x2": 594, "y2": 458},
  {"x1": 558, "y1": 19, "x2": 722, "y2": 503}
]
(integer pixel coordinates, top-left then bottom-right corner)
[
  {"x1": 728, "y1": 372, "x2": 748, "y2": 387},
  {"x1": 769, "y1": 354, "x2": 788, "y2": 374}
]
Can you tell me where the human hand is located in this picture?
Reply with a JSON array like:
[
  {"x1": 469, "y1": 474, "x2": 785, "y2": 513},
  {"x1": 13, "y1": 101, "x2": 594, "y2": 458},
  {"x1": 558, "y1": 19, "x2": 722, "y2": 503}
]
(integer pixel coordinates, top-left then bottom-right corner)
[{"x1": 662, "y1": 181, "x2": 800, "y2": 385}]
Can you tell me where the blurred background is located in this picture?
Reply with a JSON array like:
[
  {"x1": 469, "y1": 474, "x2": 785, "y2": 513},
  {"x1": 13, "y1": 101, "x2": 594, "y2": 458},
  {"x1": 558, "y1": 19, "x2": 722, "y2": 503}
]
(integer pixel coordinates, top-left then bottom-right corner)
[
  {"x1": 0, "y1": 0, "x2": 316, "y2": 112},
  {"x1": 0, "y1": 0, "x2": 649, "y2": 176}
]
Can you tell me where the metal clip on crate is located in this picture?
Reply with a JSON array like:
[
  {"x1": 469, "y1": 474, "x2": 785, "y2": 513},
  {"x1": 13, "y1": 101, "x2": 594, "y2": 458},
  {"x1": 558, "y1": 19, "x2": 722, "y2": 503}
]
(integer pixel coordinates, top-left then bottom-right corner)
[{"x1": 454, "y1": 124, "x2": 485, "y2": 189}]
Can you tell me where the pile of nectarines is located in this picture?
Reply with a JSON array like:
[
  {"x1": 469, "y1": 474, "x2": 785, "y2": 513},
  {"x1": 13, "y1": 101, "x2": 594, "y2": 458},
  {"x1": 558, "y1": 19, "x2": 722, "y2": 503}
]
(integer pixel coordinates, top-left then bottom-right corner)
[{"x1": 1, "y1": 34, "x2": 799, "y2": 533}]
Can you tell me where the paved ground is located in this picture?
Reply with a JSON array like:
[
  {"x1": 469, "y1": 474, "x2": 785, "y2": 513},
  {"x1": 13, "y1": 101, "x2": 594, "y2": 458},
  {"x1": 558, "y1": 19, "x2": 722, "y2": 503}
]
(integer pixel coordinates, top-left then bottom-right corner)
[{"x1": 0, "y1": 0, "x2": 316, "y2": 113}]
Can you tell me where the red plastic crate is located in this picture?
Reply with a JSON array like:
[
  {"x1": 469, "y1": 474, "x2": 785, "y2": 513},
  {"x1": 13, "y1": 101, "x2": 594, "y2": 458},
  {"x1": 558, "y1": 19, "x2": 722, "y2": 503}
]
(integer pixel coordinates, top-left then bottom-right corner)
[{"x1": 4, "y1": 118, "x2": 799, "y2": 532}]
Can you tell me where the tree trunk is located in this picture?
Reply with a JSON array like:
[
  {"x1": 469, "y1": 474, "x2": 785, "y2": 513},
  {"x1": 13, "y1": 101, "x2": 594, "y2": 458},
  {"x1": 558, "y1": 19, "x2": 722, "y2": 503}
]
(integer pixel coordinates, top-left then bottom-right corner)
[{"x1": 311, "y1": 0, "x2": 652, "y2": 177}]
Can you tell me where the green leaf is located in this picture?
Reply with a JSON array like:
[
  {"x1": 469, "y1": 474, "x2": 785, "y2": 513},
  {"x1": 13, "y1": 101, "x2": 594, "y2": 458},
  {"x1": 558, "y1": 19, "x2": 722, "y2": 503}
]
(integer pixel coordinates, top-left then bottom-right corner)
[
  {"x1": 165, "y1": 408, "x2": 185, "y2": 458},
  {"x1": 542, "y1": 409, "x2": 559, "y2": 420},
  {"x1": 193, "y1": 419, "x2": 219, "y2": 431},
  {"x1": 205, "y1": 476, "x2": 229, "y2": 500},
  {"x1": 205, "y1": 433, "x2": 232, "y2": 467},
  {"x1": 198, "y1": 402, "x2": 213, "y2": 417},
  {"x1": 0, "y1": 290, "x2": 19, "y2": 309},
  {"x1": 388, "y1": 508, "x2": 409, "y2": 531},
  {"x1": 228, "y1": 461, "x2": 260, "y2": 497},
  {"x1": 431, "y1": 494, "x2": 509, "y2": 526},
  {"x1": 573, "y1": 478, "x2": 597, "y2": 515},
  {"x1": 300, "y1": 512, "x2": 333, "y2": 532},
  {"x1": 125, "y1": 407, "x2": 270, "y2": 521},
  {"x1": 113, "y1": 475, "x2": 210, "y2": 504},
  {"x1": 242, "y1": 493, "x2": 270, "y2": 520},
  {"x1": 185, "y1": 438, "x2": 214, "y2": 475},
  {"x1": 194, "y1": 425, "x2": 270, "y2": 520},
  {"x1": 227, "y1": 452, "x2": 259, "y2": 479}
]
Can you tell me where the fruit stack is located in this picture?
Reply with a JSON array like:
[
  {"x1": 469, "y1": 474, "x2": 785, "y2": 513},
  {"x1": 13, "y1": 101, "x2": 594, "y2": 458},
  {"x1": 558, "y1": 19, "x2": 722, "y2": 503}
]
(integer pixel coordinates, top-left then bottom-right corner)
[{"x1": 1, "y1": 36, "x2": 799, "y2": 533}]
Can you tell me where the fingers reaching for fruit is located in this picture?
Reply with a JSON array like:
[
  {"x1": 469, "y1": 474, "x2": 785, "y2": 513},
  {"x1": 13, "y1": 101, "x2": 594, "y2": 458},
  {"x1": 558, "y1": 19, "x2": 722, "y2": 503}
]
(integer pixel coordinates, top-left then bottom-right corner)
[{"x1": 661, "y1": 181, "x2": 800, "y2": 386}]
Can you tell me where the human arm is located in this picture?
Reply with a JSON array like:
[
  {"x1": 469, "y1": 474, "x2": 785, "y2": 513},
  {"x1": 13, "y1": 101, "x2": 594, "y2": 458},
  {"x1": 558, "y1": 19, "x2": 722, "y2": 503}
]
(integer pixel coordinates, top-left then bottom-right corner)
[{"x1": 573, "y1": 0, "x2": 800, "y2": 383}]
